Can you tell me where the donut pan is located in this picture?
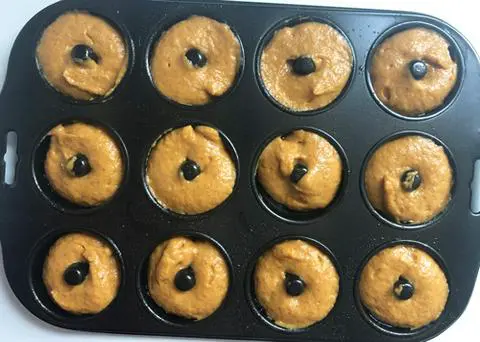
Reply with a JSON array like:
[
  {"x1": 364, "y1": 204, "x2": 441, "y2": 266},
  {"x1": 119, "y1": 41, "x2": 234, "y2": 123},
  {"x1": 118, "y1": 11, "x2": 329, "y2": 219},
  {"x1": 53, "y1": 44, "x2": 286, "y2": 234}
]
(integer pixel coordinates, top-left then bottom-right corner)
[{"x1": 1, "y1": 0, "x2": 480, "y2": 341}]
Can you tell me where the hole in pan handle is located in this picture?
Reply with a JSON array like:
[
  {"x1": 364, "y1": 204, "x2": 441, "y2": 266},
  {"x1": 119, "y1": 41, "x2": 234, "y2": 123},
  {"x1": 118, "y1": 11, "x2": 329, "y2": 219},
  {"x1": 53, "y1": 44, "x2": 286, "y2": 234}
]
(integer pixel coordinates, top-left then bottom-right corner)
[
  {"x1": 3, "y1": 131, "x2": 18, "y2": 186},
  {"x1": 470, "y1": 160, "x2": 480, "y2": 214}
]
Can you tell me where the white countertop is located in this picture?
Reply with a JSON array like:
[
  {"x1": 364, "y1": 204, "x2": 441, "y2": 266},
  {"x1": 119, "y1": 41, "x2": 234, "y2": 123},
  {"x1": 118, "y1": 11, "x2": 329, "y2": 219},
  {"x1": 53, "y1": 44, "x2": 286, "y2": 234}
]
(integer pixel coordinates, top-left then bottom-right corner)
[{"x1": 1, "y1": 0, "x2": 479, "y2": 341}]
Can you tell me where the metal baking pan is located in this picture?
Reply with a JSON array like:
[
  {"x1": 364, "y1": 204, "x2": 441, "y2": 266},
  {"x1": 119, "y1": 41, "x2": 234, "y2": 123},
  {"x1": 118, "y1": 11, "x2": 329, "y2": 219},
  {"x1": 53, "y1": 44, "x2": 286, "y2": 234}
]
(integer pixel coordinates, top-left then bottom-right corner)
[{"x1": 1, "y1": 0, "x2": 479, "y2": 341}]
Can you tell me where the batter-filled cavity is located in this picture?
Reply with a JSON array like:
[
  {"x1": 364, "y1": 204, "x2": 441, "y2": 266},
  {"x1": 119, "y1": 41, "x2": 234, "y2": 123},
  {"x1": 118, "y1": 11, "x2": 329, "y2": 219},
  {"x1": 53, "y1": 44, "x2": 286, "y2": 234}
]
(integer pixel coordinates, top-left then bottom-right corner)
[
  {"x1": 147, "y1": 236, "x2": 230, "y2": 320},
  {"x1": 36, "y1": 12, "x2": 128, "y2": 100},
  {"x1": 42, "y1": 233, "x2": 120, "y2": 314},
  {"x1": 364, "y1": 135, "x2": 453, "y2": 224},
  {"x1": 254, "y1": 239, "x2": 339, "y2": 329},
  {"x1": 359, "y1": 244, "x2": 449, "y2": 329},
  {"x1": 260, "y1": 21, "x2": 353, "y2": 112},
  {"x1": 150, "y1": 16, "x2": 241, "y2": 105},
  {"x1": 370, "y1": 27, "x2": 458, "y2": 116},
  {"x1": 146, "y1": 125, "x2": 236, "y2": 215},
  {"x1": 44, "y1": 122, "x2": 124, "y2": 207},
  {"x1": 256, "y1": 129, "x2": 343, "y2": 212}
]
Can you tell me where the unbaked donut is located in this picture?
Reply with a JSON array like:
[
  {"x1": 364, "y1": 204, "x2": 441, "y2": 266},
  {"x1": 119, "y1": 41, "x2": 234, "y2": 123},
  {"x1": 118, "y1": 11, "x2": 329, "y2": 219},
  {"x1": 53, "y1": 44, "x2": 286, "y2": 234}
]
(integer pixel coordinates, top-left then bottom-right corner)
[
  {"x1": 43, "y1": 233, "x2": 120, "y2": 314},
  {"x1": 146, "y1": 125, "x2": 236, "y2": 215},
  {"x1": 45, "y1": 122, "x2": 124, "y2": 207},
  {"x1": 36, "y1": 11, "x2": 128, "y2": 100},
  {"x1": 254, "y1": 239, "x2": 339, "y2": 329},
  {"x1": 148, "y1": 236, "x2": 229, "y2": 320},
  {"x1": 150, "y1": 15, "x2": 241, "y2": 105},
  {"x1": 370, "y1": 27, "x2": 457, "y2": 116},
  {"x1": 260, "y1": 21, "x2": 353, "y2": 111},
  {"x1": 256, "y1": 129, "x2": 342, "y2": 211},
  {"x1": 359, "y1": 244, "x2": 449, "y2": 329},
  {"x1": 364, "y1": 135, "x2": 453, "y2": 224}
]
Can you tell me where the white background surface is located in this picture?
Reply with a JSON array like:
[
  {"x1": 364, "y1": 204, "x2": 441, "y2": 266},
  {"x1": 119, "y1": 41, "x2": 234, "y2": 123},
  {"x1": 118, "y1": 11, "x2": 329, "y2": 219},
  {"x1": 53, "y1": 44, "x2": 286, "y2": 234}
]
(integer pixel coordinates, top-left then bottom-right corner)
[{"x1": 1, "y1": 0, "x2": 479, "y2": 341}]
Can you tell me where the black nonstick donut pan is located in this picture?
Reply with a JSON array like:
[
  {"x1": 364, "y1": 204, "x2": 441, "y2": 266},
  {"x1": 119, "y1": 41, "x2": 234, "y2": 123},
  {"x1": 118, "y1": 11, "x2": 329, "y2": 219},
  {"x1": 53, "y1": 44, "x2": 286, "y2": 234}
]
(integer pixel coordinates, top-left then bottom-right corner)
[{"x1": 1, "y1": 0, "x2": 480, "y2": 341}]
